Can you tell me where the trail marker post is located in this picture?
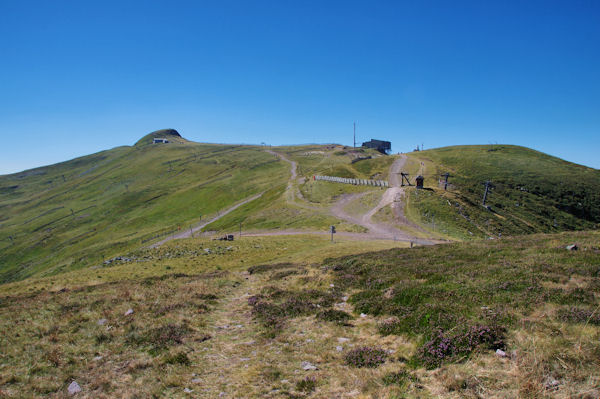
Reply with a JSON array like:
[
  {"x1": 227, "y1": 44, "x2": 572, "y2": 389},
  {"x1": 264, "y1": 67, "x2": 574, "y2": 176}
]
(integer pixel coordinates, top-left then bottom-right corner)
[
  {"x1": 330, "y1": 225, "x2": 336, "y2": 242},
  {"x1": 441, "y1": 173, "x2": 450, "y2": 190}
]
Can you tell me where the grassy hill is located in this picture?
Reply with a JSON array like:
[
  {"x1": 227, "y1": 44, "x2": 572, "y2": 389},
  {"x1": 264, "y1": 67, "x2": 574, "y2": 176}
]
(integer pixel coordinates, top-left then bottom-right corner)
[
  {"x1": 0, "y1": 130, "x2": 290, "y2": 283},
  {"x1": 402, "y1": 145, "x2": 600, "y2": 240},
  {"x1": 1, "y1": 136, "x2": 599, "y2": 397},
  {"x1": 2, "y1": 139, "x2": 599, "y2": 284},
  {"x1": 0, "y1": 134, "x2": 392, "y2": 284}
]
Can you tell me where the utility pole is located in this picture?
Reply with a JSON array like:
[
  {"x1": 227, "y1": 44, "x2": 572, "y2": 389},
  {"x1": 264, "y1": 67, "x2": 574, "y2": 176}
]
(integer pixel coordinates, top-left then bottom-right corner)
[
  {"x1": 441, "y1": 173, "x2": 450, "y2": 190},
  {"x1": 482, "y1": 181, "x2": 493, "y2": 206}
]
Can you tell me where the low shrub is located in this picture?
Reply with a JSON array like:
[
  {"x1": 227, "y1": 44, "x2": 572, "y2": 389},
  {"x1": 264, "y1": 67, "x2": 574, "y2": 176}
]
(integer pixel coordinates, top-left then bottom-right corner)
[
  {"x1": 558, "y1": 307, "x2": 600, "y2": 325},
  {"x1": 248, "y1": 289, "x2": 340, "y2": 334},
  {"x1": 248, "y1": 263, "x2": 296, "y2": 274},
  {"x1": 270, "y1": 270, "x2": 298, "y2": 280},
  {"x1": 296, "y1": 376, "x2": 317, "y2": 393},
  {"x1": 382, "y1": 370, "x2": 412, "y2": 387},
  {"x1": 194, "y1": 293, "x2": 218, "y2": 300},
  {"x1": 345, "y1": 347, "x2": 387, "y2": 368},
  {"x1": 417, "y1": 324, "x2": 505, "y2": 369},
  {"x1": 164, "y1": 351, "x2": 190, "y2": 365},
  {"x1": 317, "y1": 309, "x2": 352, "y2": 325}
]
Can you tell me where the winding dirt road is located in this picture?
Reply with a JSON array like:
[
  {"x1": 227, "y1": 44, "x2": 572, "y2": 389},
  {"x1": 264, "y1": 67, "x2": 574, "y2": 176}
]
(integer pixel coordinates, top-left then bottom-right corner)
[
  {"x1": 151, "y1": 151, "x2": 438, "y2": 248},
  {"x1": 268, "y1": 150, "x2": 438, "y2": 245},
  {"x1": 329, "y1": 155, "x2": 436, "y2": 245}
]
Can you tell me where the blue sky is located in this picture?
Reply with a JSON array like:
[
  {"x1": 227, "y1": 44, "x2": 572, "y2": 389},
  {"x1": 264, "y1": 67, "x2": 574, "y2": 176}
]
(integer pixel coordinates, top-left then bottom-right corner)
[{"x1": 1, "y1": 0, "x2": 599, "y2": 174}]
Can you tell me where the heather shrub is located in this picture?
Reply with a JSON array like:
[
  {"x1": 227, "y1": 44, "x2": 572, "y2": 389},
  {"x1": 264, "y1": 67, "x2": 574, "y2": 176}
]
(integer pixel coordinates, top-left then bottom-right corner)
[
  {"x1": 316, "y1": 309, "x2": 352, "y2": 325},
  {"x1": 248, "y1": 289, "x2": 341, "y2": 334},
  {"x1": 558, "y1": 307, "x2": 600, "y2": 325},
  {"x1": 147, "y1": 323, "x2": 189, "y2": 349},
  {"x1": 345, "y1": 347, "x2": 387, "y2": 368},
  {"x1": 417, "y1": 324, "x2": 505, "y2": 369}
]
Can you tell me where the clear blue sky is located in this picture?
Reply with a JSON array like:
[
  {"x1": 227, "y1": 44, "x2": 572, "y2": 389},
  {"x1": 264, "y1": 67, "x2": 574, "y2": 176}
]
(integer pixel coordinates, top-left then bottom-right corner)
[{"x1": 1, "y1": 0, "x2": 599, "y2": 174}]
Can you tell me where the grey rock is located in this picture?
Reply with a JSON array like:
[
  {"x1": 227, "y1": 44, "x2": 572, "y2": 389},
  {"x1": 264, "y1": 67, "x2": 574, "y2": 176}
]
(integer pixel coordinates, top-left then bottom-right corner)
[
  {"x1": 124, "y1": 308, "x2": 134, "y2": 316},
  {"x1": 93, "y1": 356, "x2": 103, "y2": 361},
  {"x1": 336, "y1": 345, "x2": 343, "y2": 352},
  {"x1": 495, "y1": 349, "x2": 507, "y2": 358},
  {"x1": 566, "y1": 244, "x2": 578, "y2": 251},
  {"x1": 191, "y1": 378, "x2": 202, "y2": 384},
  {"x1": 545, "y1": 377, "x2": 560, "y2": 390},
  {"x1": 301, "y1": 361, "x2": 317, "y2": 370},
  {"x1": 337, "y1": 337, "x2": 350, "y2": 343},
  {"x1": 97, "y1": 318, "x2": 107, "y2": 326},
  {"x1": 184, "y1": 388, "x2": 193, "y2": 393},
  {"x1": 68, "y1": 381, "x2": 82, "y2": 395}
]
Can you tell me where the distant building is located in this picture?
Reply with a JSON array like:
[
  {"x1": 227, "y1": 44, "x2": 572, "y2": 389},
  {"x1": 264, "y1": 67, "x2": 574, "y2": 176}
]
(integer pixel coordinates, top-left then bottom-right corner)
[
  {"x1": 153, "y1": 138, "x2": 170, "y2": 144},
  {"x1": 362, "y1": 139, "x2": 391, "y2": 154}
]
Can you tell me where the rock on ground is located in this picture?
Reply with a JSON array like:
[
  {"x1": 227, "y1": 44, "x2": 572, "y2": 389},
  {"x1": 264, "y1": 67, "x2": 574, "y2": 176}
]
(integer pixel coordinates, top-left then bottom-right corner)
[{"x1": 68, "y1": 381, "x2": 82, "y2": 395}]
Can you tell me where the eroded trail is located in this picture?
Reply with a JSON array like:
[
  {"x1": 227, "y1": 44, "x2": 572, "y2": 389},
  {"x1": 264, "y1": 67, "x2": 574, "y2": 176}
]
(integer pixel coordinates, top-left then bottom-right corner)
[{"x1": 194, "y1": 272, "x2": 263, "y2": 396}]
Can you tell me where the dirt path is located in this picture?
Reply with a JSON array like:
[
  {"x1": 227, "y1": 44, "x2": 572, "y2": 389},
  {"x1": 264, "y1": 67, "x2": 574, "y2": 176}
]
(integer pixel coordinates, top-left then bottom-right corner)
[
  {"x1": 266, "y1": 149, "x2": 297, "y2": 184},
  {"x1": 388, "y1": 154, "x2": 406, "y2": 187},
  {"x1": 148, "y1": 192, "x2": 264, "y2": 248},
  {"x1": 194, "y1": 271, "x2": 262, "y2": 396},
  {"x1": 265, "y1": 149, "x2": 320, "y2": 210},
  {"x1": 264, "y1": 150, "x2": 438, "y2": 244},
  {"x1": 329, "y1": 155, "x2": 437, "y2": 245}
]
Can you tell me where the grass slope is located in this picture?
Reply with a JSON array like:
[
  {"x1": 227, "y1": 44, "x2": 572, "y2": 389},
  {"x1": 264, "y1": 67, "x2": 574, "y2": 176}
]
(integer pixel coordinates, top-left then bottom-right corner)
[
  {"x1": 404, "y1": 145, "x2": 600, "y2": 240},
  {"x1": 1, "y1": 231, "x2": 598, "y2": 398},
  {"x1": 0, "y1": 136, "x2": 289, "y2": 283}
]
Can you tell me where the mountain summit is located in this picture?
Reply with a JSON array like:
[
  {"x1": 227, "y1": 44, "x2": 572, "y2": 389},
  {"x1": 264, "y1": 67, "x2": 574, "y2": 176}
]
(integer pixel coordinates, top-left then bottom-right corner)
[{"x1": 134, "y1": 128, "x2": 185, "y2": 146}]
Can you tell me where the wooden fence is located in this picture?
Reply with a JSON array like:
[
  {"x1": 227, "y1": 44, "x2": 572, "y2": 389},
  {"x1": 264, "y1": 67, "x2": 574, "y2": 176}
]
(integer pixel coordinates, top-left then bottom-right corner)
[{"x1": 315, "y1": 175, "x2": 389, "y2": 187}]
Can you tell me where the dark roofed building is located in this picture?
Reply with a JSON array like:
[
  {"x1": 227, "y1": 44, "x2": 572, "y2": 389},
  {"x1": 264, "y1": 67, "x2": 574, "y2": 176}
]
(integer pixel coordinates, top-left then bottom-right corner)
[{"x1": 362, "y1": 139, "x2": 391, "y2": 154}]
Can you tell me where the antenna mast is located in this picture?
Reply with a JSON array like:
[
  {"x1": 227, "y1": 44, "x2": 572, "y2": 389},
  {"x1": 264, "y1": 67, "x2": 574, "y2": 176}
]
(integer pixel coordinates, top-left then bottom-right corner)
[{"x1": 353, "y1": 122, "x2": 356, "y2": 148}]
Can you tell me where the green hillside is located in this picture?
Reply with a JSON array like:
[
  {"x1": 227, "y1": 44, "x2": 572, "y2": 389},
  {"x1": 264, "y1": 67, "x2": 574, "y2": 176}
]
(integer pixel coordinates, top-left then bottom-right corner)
[
  {"x1": 403, "y1": 145, "x2": 600, "y2": 240},
  {"x1": 0, "y1": 131, "x2": 290, "y2": 283},
  {"x1": 2, "y1": 139, "x2": 599, "y2": 285}
]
